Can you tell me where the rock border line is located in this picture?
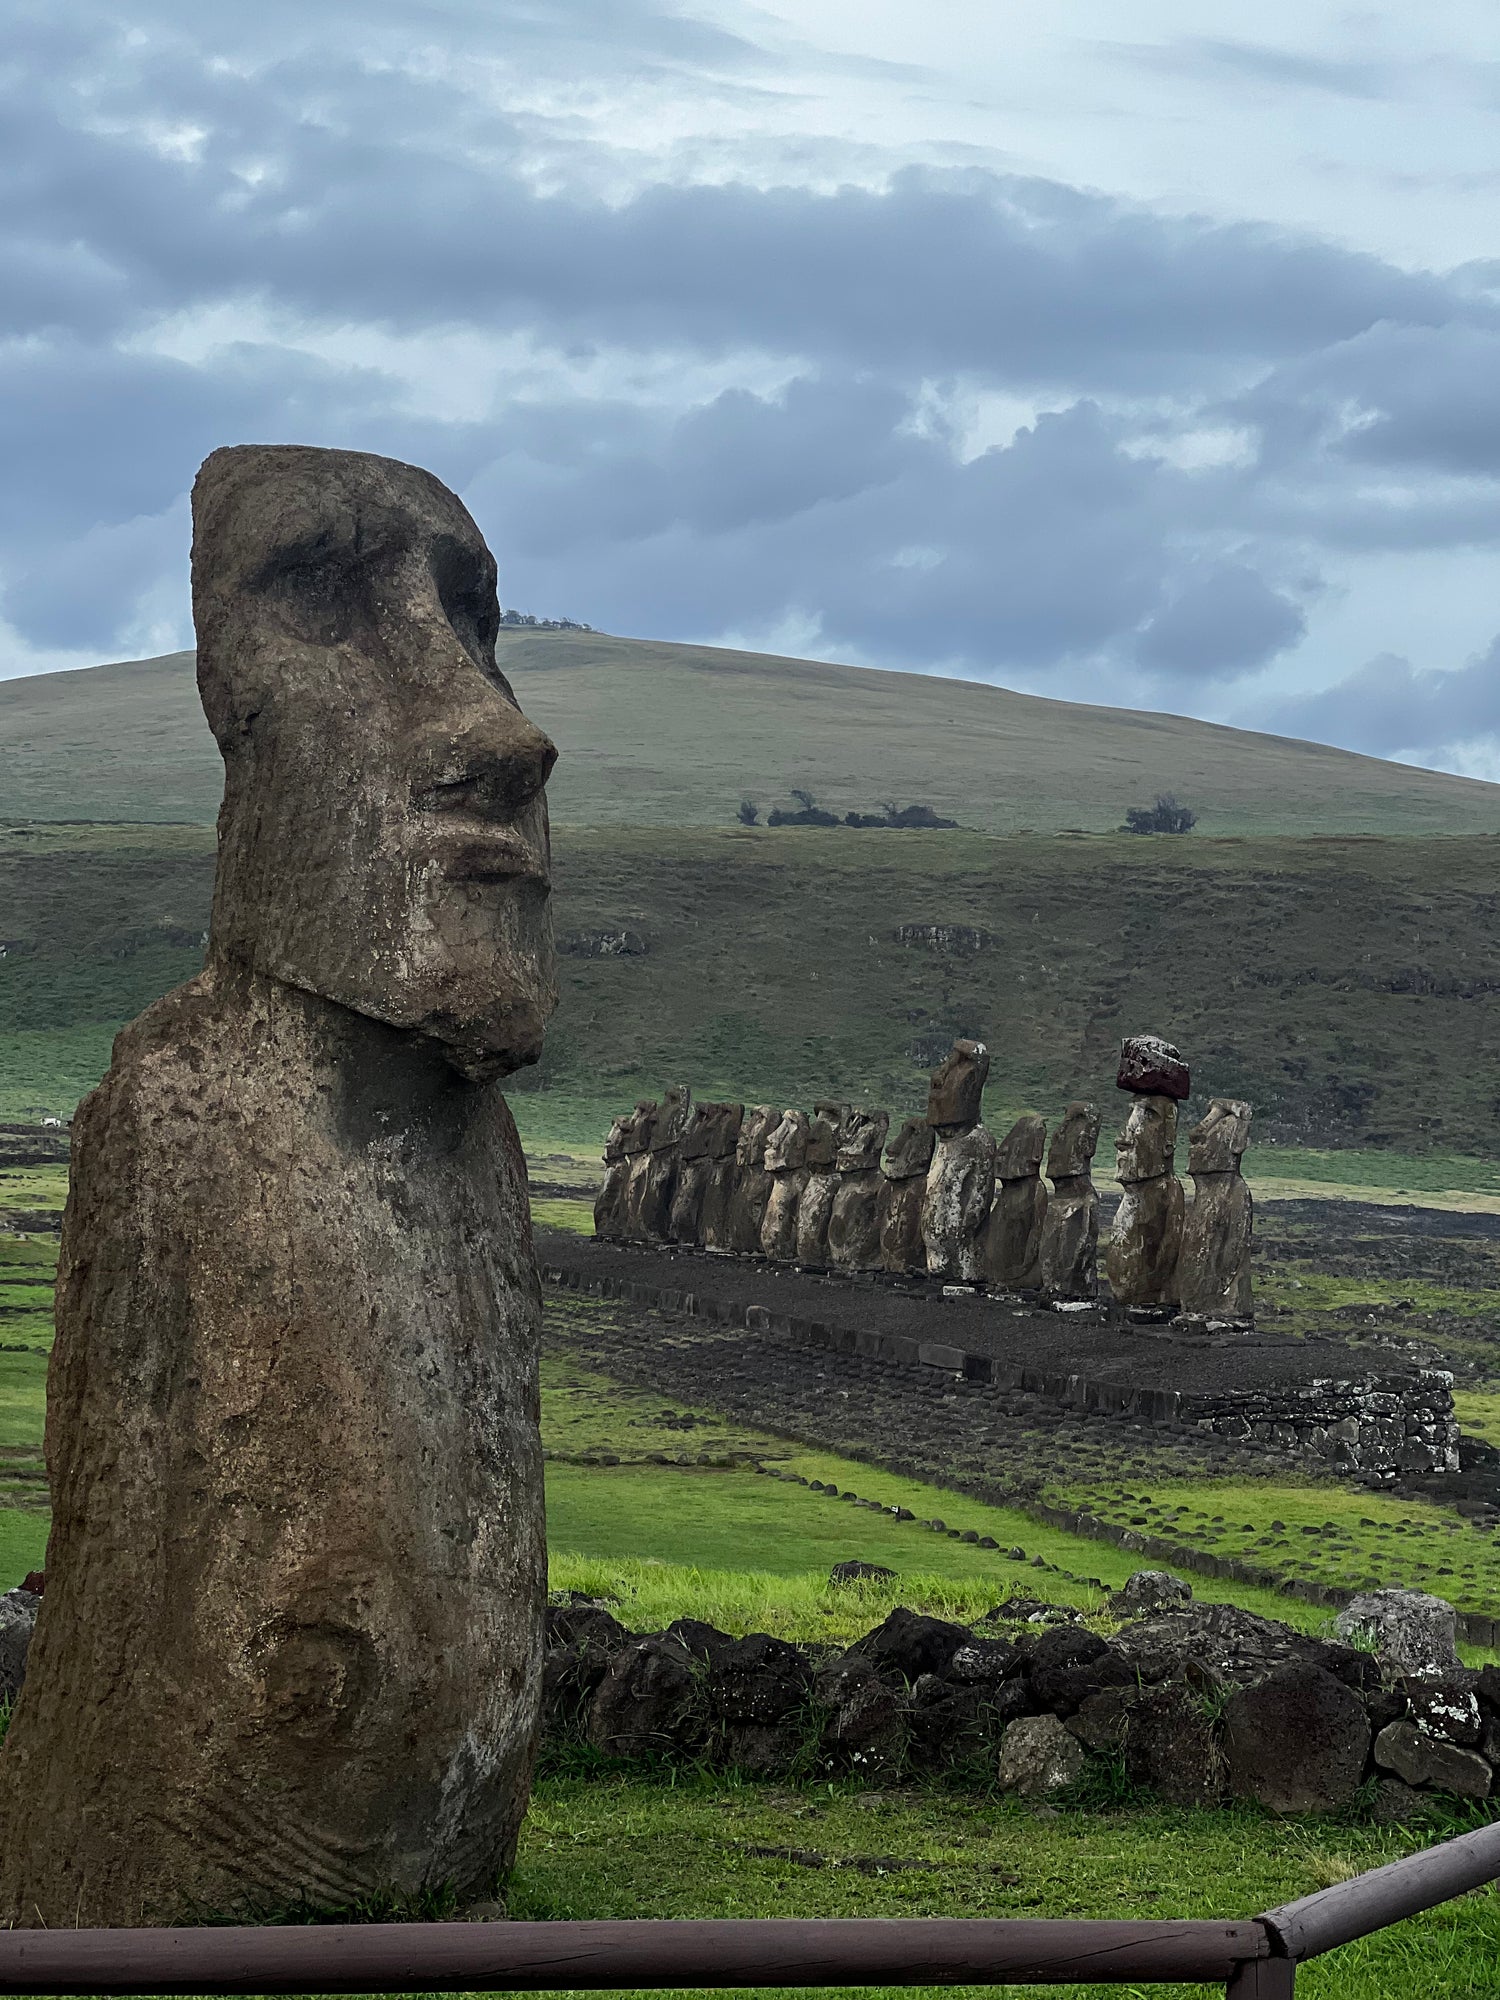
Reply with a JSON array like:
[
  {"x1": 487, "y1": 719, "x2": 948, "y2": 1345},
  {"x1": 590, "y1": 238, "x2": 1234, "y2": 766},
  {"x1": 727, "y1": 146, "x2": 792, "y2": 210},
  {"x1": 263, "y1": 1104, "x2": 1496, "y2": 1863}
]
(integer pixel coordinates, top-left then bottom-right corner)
[{"x1": 540, "y1": 1260, "x2": 1500, "y2": 1649}]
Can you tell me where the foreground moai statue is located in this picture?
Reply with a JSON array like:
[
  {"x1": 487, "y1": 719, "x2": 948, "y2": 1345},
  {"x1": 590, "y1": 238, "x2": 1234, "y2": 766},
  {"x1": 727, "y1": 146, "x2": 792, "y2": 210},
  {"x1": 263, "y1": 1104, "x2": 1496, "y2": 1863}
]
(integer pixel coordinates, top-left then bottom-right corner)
[
  {"x1": 667, "y1": 1100, "x2": 713, "y2": 1244},
  {"x1": 620, "y1": 1098, "x2": 659, "y2": 1239},
  {"x1": 795, "y1": 1100, "x2": 850, "y2": 1266},
  {"x1": 724, "y1": 1104, "x2": 777, "y2": 1253},
  {"x1": 0, "y1": 446, "x2": 558, "y2": 1926},
  {"x1": 981, "y1": 1114, "x2": 1048, "y2": 1291},
  {"x1": 1037, "y1": 1101, "x2": 1103, "y2": 1302},
  {"x1": 1178, "y1": 1098, "x2": 1254, "y2": 1322},
  {"x1": 760, "y1": 1109, "x2": 812, "y2": 1261},
  {"x1": 876, "y1": 1116, "x2": 936, "y2": 1274},
  {"x1": 696, "y1": 1102, "x2": 746, "y2": 1251},
  {"x1": 826, "y1": 1108, "x2": 890, "y2": 1272},
  {"x1": 1106, "y1": 1035, "x2": 1187, "y2": 1311},
  {"x1": 921, "y1": 1040, "x2": 997, "y2": 1283},
  {"x1": 637, "y1": 1083, "x2": 691, "y2": 1240}
]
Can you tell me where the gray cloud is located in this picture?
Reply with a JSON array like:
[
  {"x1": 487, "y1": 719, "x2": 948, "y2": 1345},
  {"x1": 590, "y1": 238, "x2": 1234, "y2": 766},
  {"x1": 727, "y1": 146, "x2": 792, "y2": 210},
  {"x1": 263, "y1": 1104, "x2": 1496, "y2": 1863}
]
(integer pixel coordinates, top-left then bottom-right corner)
[
  {"x1": 1263, "y1": 644, "x2": 1500, "y2": 757},
  {"x1": 1116, "y1": 36, "x2": 1395, "y2": 101}
]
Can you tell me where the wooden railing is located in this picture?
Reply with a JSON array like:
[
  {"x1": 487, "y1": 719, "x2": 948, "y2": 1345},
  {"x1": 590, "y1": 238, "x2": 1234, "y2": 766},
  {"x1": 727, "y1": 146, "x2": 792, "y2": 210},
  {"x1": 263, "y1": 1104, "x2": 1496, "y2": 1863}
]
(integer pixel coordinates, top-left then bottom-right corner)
[{"x1": 0, "y1": 1818, "x2": 1495, "y2": 1996}]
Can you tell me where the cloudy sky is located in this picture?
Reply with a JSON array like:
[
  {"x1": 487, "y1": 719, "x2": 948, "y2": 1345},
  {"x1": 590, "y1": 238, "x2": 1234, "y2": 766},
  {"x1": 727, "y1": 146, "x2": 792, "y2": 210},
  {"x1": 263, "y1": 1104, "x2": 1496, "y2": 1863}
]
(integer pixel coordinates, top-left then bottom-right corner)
[{"x1": 7, "y1": 1, "x2": 1500, "y2": 776}]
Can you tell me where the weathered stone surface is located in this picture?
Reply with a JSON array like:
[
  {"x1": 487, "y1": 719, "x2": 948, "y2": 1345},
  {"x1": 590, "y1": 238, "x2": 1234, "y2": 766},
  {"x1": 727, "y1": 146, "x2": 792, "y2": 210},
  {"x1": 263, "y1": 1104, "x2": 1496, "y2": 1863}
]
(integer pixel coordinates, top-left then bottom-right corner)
[
  {"x1": 908, "y1": 1677, "x2": 993, "y2": 1768},
  {"x1": 543, "y1": 1604, "x2": 629, "y2": 1724},
  {"x1": 827, "y1": 1114, "x2": 889, "y2": 1273},
  {"x1": 722, "y1": 1106, "x2": 776, "y2": 1253},
  {"x1": 922, "y1": 1124, "x2": 997, "y2": 1283},
  {"x1": 926, "y1": 1040, "x2": 990, "y2": 1129},
  {"x1": 708, "y1": 1634, "x2": 813, "y2": 1775},
  {"x1": 1067, "y1": 1685, "x2": 1139, "y2": 1753},
  {"x1": 0, "y1": 446, "x2": 556, "y2": 1926},
  {"x1": 851, "y1": 1608, "x2": 971, "y2": 1684},
  {"x1": 1117, "y1": 1034, "x2": 1190, "y2": 1100},
  {"x1": 877, "y1": 1176, "x2": 927, "y2": 1274},
  {"x1": 982, "y1": 1177, "x2": 1047, "y2": 1291},
  {"x1": 815, "y1": 1657, "x2": 908, "y2": 1770},
  {"x1": 621, "y1": 1101, "x2": 659, "y2": 1240},
  {"x1": 594, "y1": 1119, "x2": 632, "y2": 1240},
  {"x1": 637, "y1": 1084, "x2": 691, "y2": 1241},
  {"x1": 993, "y1": 1113, "x2": 1046, "y2": 1182},
  {"x1": 1114, "y1": 1602, "x2": 1370, "y2": 1690},
  {"x1": 1037, "y1": 1104, "x2": 1101, "y2": 1303},
  {"x1": 760, "y1": 1110, "x2": 811, "y2": 1261},
  {"x1": 806, "y1": 1103, "x2": 849, "y2": 1170},
  {"x1": 795, "y1": 1170, "x2": 839, "y2": 1268},
  {"x1": 667, "y1": 1102, "x2": 714, "y2": 1244},
  {"x1": 1405, "y1": 1677, "x2": 1482, "y2": 1747},
  {"x1": 996, "y1": 1713, "x2": 1086, "y2": 1797},
  {"x1": 883, "y1": 1116, "x2": 936, "y2": 1180},
  {"x1": 1334, "y1": 1590, "x2": 1461, "y2": 1677},
  {"x1": 1178, "y1": 1100, "x2": 1254, "y2": 1322},
  {"x1": 0, "y1": 1590, "x2": 38, "y2": 1702},
  {"x1": 1107, "y1": 1570, "x2": 1193, "y2": 1617},
  {"x1": 1107, "y1": 1097, "x2": 1183, "y2": 1308},
  {"x1": 1026, "y1": 1626, "x2": 1108, "y2": 1713},
  {"x1": 1125, "y1": 1682, "x2": 1226, "y2": 1807},
  {"x1": 1224, "y1": 1665, "x2": 1371, "y2": 1813},
  {"x1": 829, "y1": 1561, "x2": 897, "y2": 1585},
  {"x1": 697, "y1": 1103, "x2": 745, "y2": 1249},
  {"x1": 587, "y1": 1637, "x2": 703, "y2": 1759},
  {"x1": 1374, "y1": 1719, "x2": 1491, "y2": 1798}
]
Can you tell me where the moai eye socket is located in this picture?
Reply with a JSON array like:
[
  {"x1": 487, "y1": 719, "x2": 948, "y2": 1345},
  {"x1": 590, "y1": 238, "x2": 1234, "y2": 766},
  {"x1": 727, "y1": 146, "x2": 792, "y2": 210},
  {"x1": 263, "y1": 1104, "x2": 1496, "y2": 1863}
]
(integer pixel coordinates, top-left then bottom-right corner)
[
  {"x1": 430, "y1": 535, "x2": 500, "y2": 668},
  {"x1": 253, "y1": 538, "x2": 377, "y2": 649}
]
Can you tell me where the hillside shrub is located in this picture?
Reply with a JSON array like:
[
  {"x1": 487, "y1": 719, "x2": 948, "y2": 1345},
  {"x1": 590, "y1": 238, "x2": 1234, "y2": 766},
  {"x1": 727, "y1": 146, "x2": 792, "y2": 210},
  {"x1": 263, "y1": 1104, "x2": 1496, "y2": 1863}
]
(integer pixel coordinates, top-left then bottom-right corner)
[{"x1": 1123, "y1": 793, "x2": 1197, "y2": 834}]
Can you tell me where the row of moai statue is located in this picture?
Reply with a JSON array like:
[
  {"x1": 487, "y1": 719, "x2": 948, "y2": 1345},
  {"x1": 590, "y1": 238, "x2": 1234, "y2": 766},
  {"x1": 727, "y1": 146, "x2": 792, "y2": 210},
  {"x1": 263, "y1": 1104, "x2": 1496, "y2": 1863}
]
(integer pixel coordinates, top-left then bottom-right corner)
[{"x1": 594, "y1": 1034, "x2": 1252, "y2": 1322}]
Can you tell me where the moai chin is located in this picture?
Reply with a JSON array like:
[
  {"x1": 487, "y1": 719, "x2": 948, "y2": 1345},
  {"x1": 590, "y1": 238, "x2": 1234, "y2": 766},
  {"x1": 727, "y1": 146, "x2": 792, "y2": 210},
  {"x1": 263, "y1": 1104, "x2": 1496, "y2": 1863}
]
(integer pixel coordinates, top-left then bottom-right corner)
[
  {"x1": 697, "y1": 1103, "x2": 746, "y2": 1252},
  {"x1": 0, "y1": 445, "x2": 558, "y2": 1926},
  {"x1": 760, "y1": 1108, "x2": 812, "y2": 1262},
  {"x1": 920, "y1": 1040, "x2": 997, "y2": 1283},
  {"x1": 795, "y1": 1100, "x2": 849, "y2": 1267},
  {"x1": 1178, "y1": 1098, "x2": 1254, "y2": 1323},
  {"x1": 594, "y1": 1111, "x2": 633, "y2": 1240},
  {"x1": 980, "y1": 1113, "x2": 1048, "y2": 1292},
  {"x1": 1106, "y1": 1036, "x2": 1187, "y2": 1312},
  {"x1": 724, "y1": 1104, "x2": 777, "y2": 1254},
  {"x1": 1038, "y1": 1101, "x2": 1103, "y2": 1302},
  {"x1": 637, "y1": 1083, "x2": 691, "y2": 1241},
  {"x1": 877, "y1": 1115, "x2": 936, "y2": 1275},
  {"x1": 826, "y1": 1108, "x2": 891, "y2": 1273}
]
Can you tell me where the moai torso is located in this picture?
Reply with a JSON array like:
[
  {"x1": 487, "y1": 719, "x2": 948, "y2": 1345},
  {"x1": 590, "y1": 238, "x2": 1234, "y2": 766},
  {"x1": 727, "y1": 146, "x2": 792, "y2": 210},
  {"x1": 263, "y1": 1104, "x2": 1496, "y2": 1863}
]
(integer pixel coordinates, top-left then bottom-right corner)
[
  {"x1": 724, "y1": 1105, "x2": 777, "y2": 1253},
  {"x1": 637, "y1": 1084, "x2": 691, "y2": 1241},
  {"x1": 981, "y1": 1113, "x2": 1048, "y2": 1291},
  {"x1": 1038, "y1": 1101, "x2": 1102, "y2": 1302},
  {"x1": 920, "y1": 1041, "x2": 996, "y2": 1283},
  {"x1": 0, "y1": 445, "x2": 558, "y2": 1926},
  {"x1": 794, "y1": 1100, "x2": 849, "y2": 1267},
  {"x1": 760, "y1": 1109, "x2": 811, "y2": 1261},
  {"x1": 827, "y1": 1108, "x2": 890, "y2": 1273},
  {"x1": 697, "y1": 1103, "x2": 746, "y2": 1251},
  {"x1": 667, "y1": 1100, "x2": 713, "y2": 1244},
  {"x1": 1178, "y1": 1098, "x2": 1254, "y2": 1322},
  {"x1": 621, "y1": 1100, "x2": 660, "y2": 1240},
  {"x1": 876, "y1": 1116, "x2": 936, "y2": 1274},
  {"x1": 595, "y1": 1107, "x2": 642, "y2": 1239},
  {"x1": 1105, "y1": 1037, "x2": 1188, "y2": 1311}
]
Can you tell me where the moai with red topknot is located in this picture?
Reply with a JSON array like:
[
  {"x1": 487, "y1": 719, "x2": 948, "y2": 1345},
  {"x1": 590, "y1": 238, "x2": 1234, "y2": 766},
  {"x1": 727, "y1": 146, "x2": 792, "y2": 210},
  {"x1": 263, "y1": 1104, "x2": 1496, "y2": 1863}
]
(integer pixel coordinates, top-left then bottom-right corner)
[{"x1": 1106, "y1": 1036, "x2": 1187, "y2": 1312}]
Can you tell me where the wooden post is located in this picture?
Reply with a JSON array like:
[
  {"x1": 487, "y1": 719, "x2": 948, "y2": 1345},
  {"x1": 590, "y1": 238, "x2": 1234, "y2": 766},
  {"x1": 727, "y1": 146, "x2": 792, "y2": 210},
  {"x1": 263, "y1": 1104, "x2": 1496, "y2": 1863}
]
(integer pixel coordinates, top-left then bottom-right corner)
[{"x1": 1227, "y1": 1957, "x2": 1296, "y2": 1998}]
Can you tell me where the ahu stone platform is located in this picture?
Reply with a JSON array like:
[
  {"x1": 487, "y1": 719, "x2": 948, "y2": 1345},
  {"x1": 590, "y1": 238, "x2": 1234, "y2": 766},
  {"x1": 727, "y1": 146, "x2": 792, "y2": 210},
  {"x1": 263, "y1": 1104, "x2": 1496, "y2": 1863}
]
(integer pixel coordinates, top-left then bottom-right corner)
[{"x1": 538, "y1": 1232, "x2": 1459, "y2": 1484}]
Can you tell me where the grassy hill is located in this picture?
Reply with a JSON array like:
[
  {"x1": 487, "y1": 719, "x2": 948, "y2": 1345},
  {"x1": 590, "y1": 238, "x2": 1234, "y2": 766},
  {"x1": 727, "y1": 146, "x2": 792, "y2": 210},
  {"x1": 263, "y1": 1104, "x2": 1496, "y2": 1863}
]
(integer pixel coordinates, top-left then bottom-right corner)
[{"x1": 6, "y1": 631, "x2": 1500, "y2": 835}]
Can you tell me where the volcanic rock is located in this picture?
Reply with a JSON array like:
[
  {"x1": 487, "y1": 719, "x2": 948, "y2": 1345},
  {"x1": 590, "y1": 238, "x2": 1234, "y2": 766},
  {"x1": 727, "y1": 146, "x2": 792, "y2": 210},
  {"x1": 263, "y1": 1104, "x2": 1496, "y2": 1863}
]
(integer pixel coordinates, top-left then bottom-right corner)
[
  {"x1": 1178, "y1": 1099, "x2": 1254, "y2": 1322},
  {"x1": 1117, "y1": 1034, "x2": 1190, "y2": 1100},
  {"x1": 723, "y1": 1106, "x2": 776, "y2": 1254},
  {"x1": 1334, "y1": 1590, "x2": 1461, "y2": 1677},
  {"x1": 1224, "y1": 1665, "x2": 1370, "y2": 1813},
  {"x1": 760, "y1": 1110, "x2": 812, "y2": 1262},
  {"x1": 1037, "y1": 1102, "x2": 1102, "y2": 1302},
  {"x1": 996, "y1": 1714, "x2": 1086, "y2": 1797},
  {"x1": 981, "y1": 1114, "x2": 1048, "y2": 1291}
]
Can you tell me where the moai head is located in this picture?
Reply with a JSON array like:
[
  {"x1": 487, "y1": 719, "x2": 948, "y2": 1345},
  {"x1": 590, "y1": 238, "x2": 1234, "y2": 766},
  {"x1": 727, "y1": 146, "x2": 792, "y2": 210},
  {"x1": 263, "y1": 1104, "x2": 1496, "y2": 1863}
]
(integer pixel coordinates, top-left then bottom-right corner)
[
  {"x1": 1189, "y1": 1098, "x2": 1252, "y2": 1174},
  {"x1": 995, "y1": 1113, "x2": 1046, "y2": 1181},
  {"x1": 651, "y1": 1085, "x2": 692, "y2": 1151},
  {"x1": 806, "y1": 1101, "x2": 847, "y2": 1169},
  {"x1": 764, "y1": 1109, "x2": 811, "y2": 1173},
  {"x1": 677, "y1": 1101, "x2": 712, "y2": 1162},
  {"x1": 192, "y1": 445, "x2": 557, "y2": 1082},
  {"x1": 1115, "y1": 1095, "x2": 1177, "y2": 1183},
  {"x1": 603, "y1": 1114, "x2": 630, "y2": 1163},
  {"x1": 883, "y1": 1115, "x2": 936, "y2": 1180},
  {"x1": 705, "y1": 1102, "x2": 745, "y2": 1161},
  {"x1": 1117, "y1": 1034, "x2": 1190, "y2": 1100},
  {"x1": 926, "y1": 1040, "x2": 989, "y2": 1129},
  {"x1": 622, "y1": 1099, "x2": 657, "y2": 1155},
  {"x1": 737, "y1": 1105, "x2": 777, "y2": 1169},
  {"x1": 1046, "y1": 1101, "x2": 1100, "y2": 1180},
  {"x1": 836, "y1": 1108, "x2": 889, "y2": 1173}
]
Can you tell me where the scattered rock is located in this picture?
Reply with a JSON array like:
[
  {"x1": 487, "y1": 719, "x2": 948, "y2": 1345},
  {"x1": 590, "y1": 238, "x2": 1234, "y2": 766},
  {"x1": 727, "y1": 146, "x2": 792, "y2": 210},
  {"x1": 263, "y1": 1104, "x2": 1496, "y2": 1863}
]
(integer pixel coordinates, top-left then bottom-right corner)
[
  {"x1": 850, "y1": 1608, "x2": 971, "y2": 1684},
  {"x1": 815, "y1": 1657, "x2": 908, "y2": 1772},
  {"x1": 1224, "y1": 1665, "x2": 1371, "y2": 1813},
  {"x1": 1107, "y1": 1570, "x2": 1193, "y2": 1617},
  {"x1": 586, "y1": 1636, "x2": 703, "y2": 1759},
  {"x1": 0, "y1": 1589, "x2": 38, "y2": 1702},
  {"x1": 1125, "y1": 1681, "x2": 1226, "y2": 1808},
  {"x1": 996, "y1": 1713, "x2": 1086, "y2": 1797},
  {"x1": 1116, "y1": 1035, "x2": 1190, "y2": 1100},
  {"x1": 830, "y1": 1561, "x2": 898, "y2": 1586},
  {"x1": 1374, "y1": 1718, "x2": 1491, "y2": 1798},
  {"x1": 1334, "y1": 1590, "x2": 1461, "y2": 1677}
]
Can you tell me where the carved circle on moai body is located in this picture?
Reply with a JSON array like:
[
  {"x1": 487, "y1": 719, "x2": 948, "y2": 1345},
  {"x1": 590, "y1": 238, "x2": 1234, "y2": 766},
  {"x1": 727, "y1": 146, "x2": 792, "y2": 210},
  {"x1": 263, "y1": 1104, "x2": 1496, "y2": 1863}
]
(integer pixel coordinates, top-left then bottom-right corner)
[
  {"x1": 883, "y1": 1116, "x2": 936, "y2": 1180},
  {"x1": 1117, "y1": 1034, "x2": 1190, "y2": 1101},
  {"x1": 193, "y1": 444, "x2": 558, "y2": 1082},
  {"x1": 925, "y1": 1040, "x2": 990, "y2": 1128}
]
